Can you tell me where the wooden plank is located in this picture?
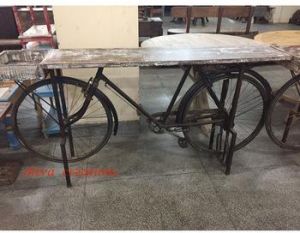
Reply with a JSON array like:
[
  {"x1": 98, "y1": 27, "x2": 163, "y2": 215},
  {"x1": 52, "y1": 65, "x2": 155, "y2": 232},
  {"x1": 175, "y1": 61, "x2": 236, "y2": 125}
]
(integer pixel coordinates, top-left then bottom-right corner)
[
  {"x1": 0, "y1": 50, "x2": 47, "y2": 81},
  {"x1": 277, "y1": 46, "x2": 300, "y2": 74},
  {"x1": 170, "y1": 6, "x2": 188, "y2": 17},
  {"x1": 142, "y1": 33, "x2": 260, "y2": 48},
  {"x1": 254, "y1": 31, "x2": 300, "y2": 73},
  {"x1": 40, "y1": 46, "x2": 291, "y2": 69},
  {"x1": 221, "y1": 6, "x2": 252, "y2": 18},
  {"x1": 254, "y1": 30, "x2": 300, "y2": 47},
  {"x1": 191, "y1": 6, "x2": 219, "y2": 17},
  {"x1": 282, "y1": 46, "x2": 300, "y2": 60}
]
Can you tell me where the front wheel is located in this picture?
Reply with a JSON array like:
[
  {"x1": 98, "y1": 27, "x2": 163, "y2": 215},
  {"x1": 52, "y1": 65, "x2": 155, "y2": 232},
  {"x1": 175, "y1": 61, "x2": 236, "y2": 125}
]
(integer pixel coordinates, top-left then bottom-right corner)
[{"x1": 12, "y1": 76, "x2": 113, "y2": 162}]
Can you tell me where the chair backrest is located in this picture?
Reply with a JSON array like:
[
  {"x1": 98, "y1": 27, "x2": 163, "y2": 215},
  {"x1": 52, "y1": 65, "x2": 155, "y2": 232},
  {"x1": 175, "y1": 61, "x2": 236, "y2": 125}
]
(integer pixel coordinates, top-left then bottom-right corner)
[
  {"x1": 149, "y1": 6, "x2": 163, "y2": 17},
  {"x1": 217, "y1": 6, "x2": 254, "y2": 34},
  {"x1": 191, "y1": 6, "x2": 219, "y2": 18},
  {"x1": 169, "y1": 6, "x2": 255, "y2": 37},
  {"x1": 170, "y1": 6, "x2": 192, "y2": 33},
  {"x1": 170, "y1": 6, "x2": 188, "y2": 18},
  {"x1": 12, "y1": 6, "x2": 55, "y2": 47}
]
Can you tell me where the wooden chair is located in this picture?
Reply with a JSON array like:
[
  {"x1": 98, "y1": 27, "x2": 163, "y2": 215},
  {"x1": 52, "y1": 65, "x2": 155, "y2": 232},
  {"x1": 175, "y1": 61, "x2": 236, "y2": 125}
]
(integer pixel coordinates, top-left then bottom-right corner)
[
  {"x1": 216, "y1": 6, "x2": 257, "y2": 38},
  {"x1": 168, "y1": 6, "x2": 191, "y2": 34},
  {"x1": 191, "y1": 6, "x2": 219, "y2": 26},
  {"x1": 149, "y1": 7, "x2": 163, "y2": 17},
  {"x1": 12, "y1": 6, "x2": 56, "y2": 48},
  {"x1": 138, "y1": 6, "x2": 147, "y2": 19},
  {"x1": 168, "y1": 6, "x2": 257, "y2": 38},
  {"x1": 138, "y1": 6, "x2": 163, "y2": 18}
]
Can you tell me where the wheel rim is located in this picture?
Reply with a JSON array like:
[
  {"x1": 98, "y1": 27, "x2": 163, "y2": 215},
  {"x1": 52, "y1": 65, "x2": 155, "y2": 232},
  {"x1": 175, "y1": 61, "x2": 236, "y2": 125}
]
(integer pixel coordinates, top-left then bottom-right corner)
[
  {"x1": 13, "y1": 78, "x2": 112, "y2": 162},
  {"x1": 182, "y1": 74, "x2": 266, "y2": 152}
]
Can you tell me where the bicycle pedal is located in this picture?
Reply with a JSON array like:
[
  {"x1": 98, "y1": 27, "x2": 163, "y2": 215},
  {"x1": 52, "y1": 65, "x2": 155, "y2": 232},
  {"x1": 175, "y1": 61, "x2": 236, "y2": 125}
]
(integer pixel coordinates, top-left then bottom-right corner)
[
  {"x1": 167, "y1": 127, "x2": 182, "y2": 133},
  {"x1": 178, "y1": 137, "x2": 188, "y2": 148},
  {"x1": 148, "y1": 122, "x2": 164, "y2": 134}
]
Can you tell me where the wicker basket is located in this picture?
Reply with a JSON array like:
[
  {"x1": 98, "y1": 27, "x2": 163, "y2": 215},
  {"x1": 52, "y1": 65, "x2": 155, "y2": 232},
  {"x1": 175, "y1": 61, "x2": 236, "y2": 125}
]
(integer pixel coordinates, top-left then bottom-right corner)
[{"x1": 0, "y1": 50, "x2": 47, "y2": 81}]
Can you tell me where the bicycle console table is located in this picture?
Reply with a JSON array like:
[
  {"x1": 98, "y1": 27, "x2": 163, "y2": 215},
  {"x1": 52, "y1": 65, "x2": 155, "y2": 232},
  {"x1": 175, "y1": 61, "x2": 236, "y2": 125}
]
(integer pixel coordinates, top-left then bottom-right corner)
[
  {"x1": 1, "y1": 35, "x2": 297, "y2": 187},
  {"x1": 38, "y1": 43, "x2": 291, "y2": 186}
]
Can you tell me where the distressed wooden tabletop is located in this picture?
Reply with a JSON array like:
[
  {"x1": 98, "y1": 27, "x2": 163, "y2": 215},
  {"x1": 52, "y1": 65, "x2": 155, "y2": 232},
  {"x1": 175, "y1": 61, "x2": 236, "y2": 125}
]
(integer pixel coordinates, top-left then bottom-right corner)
[
  {"x1": 279, "y1": 45, "x2": 300, "y2": 73},
  {"x1": 141, "y1": 33, "x2": 266, "y2": 49},
  {"x1": 40, "y1": 46, "x2": 291, "y2": 69},
  {"x1": 254, "y1": 30, "x2": 300, "y2": 47},
  {"x1": 255, "y1": 31, "x2": 300, "y2": 73}
]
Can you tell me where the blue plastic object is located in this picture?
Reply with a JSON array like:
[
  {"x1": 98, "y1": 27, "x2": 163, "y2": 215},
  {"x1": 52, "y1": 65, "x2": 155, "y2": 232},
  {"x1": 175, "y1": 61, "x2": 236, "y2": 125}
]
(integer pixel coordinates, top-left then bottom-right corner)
[{"x1": 2, "y1": 115, "x2": 21, "y2": 150}]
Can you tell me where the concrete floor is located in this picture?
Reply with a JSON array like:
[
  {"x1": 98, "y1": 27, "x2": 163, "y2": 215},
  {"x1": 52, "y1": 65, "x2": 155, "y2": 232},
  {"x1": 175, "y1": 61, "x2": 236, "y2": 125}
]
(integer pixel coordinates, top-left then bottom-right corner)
[{"x1": 0, "y1": 18, "x2": 300, "y2": 230}]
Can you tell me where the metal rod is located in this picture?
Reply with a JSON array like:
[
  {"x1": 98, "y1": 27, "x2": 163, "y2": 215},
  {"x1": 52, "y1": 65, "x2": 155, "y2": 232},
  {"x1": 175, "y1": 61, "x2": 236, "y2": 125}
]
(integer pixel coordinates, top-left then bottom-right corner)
[
  {"x1": 210, "y1": 79, "x2": 229, "y2": 150},
  {"x1": 209, "y1": 124, "x2": 216, "y2": 149},
  {"x1": 57, "y1": 73, "x2": 75, "y2": 158},
  {"x1": 224, "y1": 67, "x2": 244, "y2": 173},
  {"x1": 101, "y1": 73, "x2": 159, "y2": 124},
  {"x1": 162, "y1": 66, "x2": 191, "y2": 123},
  {"x1": 50, "y1": 71, "x2": 72, "y2": 187},
  {"x1": 281, "y1": 111, "x2": 294, "y2": 143},
  {"x1": 14, "y1": 80, "x2": 60, "y2": 124},
  {"x1": 225, "y1": 129, "x2": 237, "y2": 175}
]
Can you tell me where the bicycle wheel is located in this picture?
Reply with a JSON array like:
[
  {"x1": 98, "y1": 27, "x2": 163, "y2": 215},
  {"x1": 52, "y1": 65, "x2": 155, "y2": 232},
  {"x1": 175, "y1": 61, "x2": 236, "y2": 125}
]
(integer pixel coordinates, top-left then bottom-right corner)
[
  {"x1": 178, "y1": 73, "x2": 267, "y2": 152},
  {"x1": 219, "y1": 69, "x2": 272, "y2": 102},
  {"x1": 12, "y1": 76, "x2": 113, "y2": 162},
  {"x1": 266, "y1": 74, "x2": 300, "y2": 150}
]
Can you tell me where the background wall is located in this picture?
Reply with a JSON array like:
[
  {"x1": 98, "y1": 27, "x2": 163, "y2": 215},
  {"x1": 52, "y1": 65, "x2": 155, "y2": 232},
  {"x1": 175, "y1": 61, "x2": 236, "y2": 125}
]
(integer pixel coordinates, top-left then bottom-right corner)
[
  {"x1": 52, "y1": 6, "x2": 139, "y2": 121},
  {"x1": 272, "y1": 6, "x2": 299, "y2": 23}
]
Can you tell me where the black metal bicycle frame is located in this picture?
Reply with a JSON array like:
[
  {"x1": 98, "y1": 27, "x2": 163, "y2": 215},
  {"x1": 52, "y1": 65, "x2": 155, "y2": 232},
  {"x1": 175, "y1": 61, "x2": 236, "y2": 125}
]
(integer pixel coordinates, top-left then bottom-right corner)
[{"x1": 66, "y1": 65, "x2": 226, "y2": 129}]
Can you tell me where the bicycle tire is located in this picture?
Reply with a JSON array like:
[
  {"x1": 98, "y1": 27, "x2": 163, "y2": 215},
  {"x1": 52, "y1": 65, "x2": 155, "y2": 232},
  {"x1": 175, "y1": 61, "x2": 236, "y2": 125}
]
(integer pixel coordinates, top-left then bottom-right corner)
[
  {"x1": 177, "y1": 73, "x2": 267, "y2": 153},
  {"x1": 12, "y1": 76, "x2": 113, "y2": 162}
]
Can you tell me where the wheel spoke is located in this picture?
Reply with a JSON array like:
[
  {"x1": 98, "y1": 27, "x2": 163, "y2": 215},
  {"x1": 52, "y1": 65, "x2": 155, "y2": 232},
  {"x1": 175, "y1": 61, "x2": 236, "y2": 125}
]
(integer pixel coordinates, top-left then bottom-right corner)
[
  {"x1": 14, "y1": 78, "x2": 112, "y2": 162},
  {"x1": 183, "y1": 73, "x2": 265, "y2": 153}
]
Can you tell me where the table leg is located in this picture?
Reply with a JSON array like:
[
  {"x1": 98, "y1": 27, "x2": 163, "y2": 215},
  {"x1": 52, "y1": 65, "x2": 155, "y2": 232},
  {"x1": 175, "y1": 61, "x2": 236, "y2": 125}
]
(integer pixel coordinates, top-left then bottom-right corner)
[
  {"x1": 50, "y1": 70, "x2": 72, "y2": 187},
  {"x1": 224, "y1": 68, "x2": 243, "y2": 174}
]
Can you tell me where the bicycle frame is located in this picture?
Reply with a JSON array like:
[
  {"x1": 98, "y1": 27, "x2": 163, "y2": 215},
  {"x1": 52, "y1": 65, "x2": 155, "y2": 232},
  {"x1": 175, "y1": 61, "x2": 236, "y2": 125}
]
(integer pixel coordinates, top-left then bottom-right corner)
[{"x1": 66, "y1": 66, "x2": 228, "y2": 130}]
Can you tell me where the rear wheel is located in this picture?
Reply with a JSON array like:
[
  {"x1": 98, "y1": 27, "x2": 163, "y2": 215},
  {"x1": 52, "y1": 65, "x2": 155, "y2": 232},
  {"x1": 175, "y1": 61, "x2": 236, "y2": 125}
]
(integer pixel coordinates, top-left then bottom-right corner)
[
  {"x1": 12, "y1": 76, "x2": 113, "y2": 162},
  {"x1": 178, "y1": 73, "x2": 267, "y2": 153}
]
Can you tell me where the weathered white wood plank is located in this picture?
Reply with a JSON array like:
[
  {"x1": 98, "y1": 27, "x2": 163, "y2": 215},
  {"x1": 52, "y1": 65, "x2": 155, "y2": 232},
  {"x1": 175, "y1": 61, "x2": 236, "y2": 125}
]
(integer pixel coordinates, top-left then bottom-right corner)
[
  {"x1": 40, "y1": 46, "x2": 291, "y2": 69},
  {"x1": 273, "y1": 46, "x2": 300, "y2": 74},
  {"x1": 0, "y1": 50, "x2": 47, "y2": 81}
]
